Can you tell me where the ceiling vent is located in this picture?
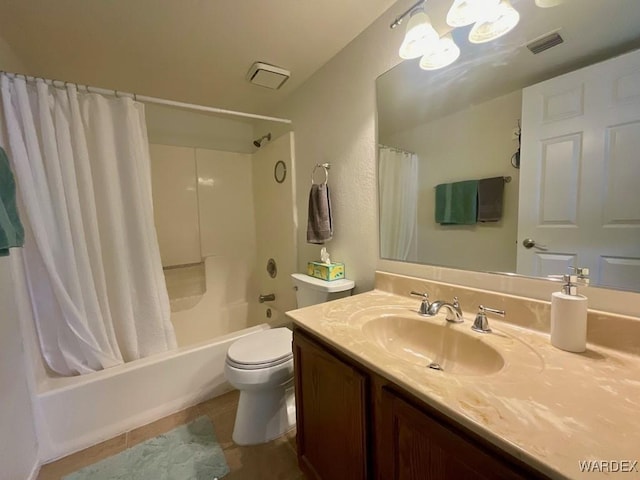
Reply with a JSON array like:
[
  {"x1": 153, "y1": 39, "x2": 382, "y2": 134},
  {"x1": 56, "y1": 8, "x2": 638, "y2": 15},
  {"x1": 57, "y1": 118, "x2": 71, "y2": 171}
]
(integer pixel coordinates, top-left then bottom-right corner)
[
  {"x1": 246, "y1": 62, "x2": 290, "y2": 90},
  {"x1": 527, "y1": 32, "x2": 564, "y2": 55}
]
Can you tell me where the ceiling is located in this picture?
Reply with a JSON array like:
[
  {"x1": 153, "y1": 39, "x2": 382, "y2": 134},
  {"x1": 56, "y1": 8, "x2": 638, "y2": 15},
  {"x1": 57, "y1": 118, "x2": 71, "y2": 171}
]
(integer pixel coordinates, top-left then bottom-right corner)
[
  {"x1": 378, "y1": 0, "x2": 640, "y2": 138},
  {"x1": 0, "y1": 0, "x2": 397, "y2": 116}
]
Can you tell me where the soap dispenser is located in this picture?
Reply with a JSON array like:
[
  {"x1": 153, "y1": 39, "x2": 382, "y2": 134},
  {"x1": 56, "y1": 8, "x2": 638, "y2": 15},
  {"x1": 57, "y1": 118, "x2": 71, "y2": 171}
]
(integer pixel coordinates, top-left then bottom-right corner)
[{"x1": 550, "y1": 272, "x2": 588, "y2": 353}]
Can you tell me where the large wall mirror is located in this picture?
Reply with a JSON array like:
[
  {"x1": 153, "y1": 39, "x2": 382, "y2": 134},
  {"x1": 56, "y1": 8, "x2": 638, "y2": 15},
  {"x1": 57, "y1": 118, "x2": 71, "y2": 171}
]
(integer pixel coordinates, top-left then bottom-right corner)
[{"x1": 377, "y1": 0, "x2": 640, "y2": 292}]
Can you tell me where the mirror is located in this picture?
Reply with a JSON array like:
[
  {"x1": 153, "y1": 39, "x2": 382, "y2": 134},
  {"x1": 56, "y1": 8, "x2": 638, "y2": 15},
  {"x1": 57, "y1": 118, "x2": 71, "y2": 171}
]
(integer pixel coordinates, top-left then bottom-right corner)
[{"x1": 377, "y1": 0, "x2": 640, "y2": 292}]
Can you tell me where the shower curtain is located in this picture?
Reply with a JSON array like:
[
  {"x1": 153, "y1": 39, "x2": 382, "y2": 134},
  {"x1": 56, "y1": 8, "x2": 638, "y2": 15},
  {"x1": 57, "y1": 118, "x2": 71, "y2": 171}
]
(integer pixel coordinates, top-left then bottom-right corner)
[
  {"x1": 378, "y1": 146, "x2": 418, "y2": 261},
  {"x1": 0, "y1": 75, "x2": 176, "y2": 376}
]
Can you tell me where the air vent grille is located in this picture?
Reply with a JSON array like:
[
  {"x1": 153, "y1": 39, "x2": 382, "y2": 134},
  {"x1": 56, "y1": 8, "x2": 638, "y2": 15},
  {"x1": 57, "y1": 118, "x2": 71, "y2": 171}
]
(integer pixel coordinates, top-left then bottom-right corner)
[{"x1": 527, "y1": 32, "x2": 564, "y2": 54}]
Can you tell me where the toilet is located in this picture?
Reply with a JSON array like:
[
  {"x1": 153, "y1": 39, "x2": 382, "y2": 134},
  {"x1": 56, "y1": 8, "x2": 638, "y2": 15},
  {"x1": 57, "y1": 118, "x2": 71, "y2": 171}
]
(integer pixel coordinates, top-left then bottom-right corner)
[{"x1": 224, "y1": 273, "x2": 355, "y2": 445}]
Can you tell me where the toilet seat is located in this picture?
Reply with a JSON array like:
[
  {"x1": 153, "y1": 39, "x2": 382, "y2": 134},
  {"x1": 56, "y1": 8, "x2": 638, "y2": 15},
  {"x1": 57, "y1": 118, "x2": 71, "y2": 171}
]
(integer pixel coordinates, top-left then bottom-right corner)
[{"x1": 226, "y1": 328, "x2": 293, "y2": 370}]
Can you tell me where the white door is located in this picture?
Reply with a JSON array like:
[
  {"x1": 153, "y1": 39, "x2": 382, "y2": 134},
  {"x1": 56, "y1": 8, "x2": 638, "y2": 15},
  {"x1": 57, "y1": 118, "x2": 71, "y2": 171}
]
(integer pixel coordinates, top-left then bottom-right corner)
[{"x1": 517, "y1": 49, "x2": 640, "y2": 290}]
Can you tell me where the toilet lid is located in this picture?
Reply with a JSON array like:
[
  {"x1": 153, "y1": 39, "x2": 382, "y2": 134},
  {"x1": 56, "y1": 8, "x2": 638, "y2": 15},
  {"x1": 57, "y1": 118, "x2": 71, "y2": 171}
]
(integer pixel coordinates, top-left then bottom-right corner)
[{"x1": 227, "y1": 328, "x2": 293, "y2": 367}]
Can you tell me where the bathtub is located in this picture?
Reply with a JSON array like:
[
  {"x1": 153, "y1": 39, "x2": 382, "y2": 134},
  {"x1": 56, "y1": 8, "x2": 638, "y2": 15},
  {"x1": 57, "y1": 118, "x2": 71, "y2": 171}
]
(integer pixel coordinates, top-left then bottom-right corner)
[
  {"x1": 34, "y1": 323, "x2": 270, "y2": 462},
  {"x1": 12, "y1": 249, "x2": 293, "y2": 462}
]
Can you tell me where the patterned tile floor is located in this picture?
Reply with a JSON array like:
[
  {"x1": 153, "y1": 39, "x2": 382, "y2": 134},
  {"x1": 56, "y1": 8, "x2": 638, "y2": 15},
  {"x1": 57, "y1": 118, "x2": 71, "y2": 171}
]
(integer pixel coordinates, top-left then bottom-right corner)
[{"x1": 38, "y1": 390, "x2": 304, "y2": 480}]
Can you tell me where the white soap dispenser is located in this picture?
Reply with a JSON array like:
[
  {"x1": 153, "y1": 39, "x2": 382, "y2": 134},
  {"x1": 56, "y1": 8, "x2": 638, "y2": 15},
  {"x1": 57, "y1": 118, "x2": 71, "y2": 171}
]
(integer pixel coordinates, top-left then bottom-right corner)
[{"x1": 550, "y1": 272, "x2": 588, "y2": 353}]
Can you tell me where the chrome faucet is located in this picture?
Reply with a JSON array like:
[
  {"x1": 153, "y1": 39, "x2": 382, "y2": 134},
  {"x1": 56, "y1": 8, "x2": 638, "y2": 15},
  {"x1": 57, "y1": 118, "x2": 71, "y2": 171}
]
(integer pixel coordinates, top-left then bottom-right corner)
[
  {"x1": 427, "y1": 296, "x2": 463, "y2": 323},
  {"x1": 410, "y1": 291, "x2": 430, "y2": 316},
  {"x1": 471, "y1": 305, "x2": 504, "y2": 333}
]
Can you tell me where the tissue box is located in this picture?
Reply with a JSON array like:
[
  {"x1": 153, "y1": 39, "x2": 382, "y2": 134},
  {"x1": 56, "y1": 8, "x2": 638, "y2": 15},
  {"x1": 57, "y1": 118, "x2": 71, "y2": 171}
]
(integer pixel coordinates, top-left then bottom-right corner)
[{"x1": 307, "y1": 262, "x2": 345, "y2": 281}]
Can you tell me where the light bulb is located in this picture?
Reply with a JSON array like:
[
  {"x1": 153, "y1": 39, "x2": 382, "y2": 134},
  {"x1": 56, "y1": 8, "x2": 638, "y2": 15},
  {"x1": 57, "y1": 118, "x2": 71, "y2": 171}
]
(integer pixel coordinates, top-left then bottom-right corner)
[
  {"x1": 469, "y1": 0, "x2": 520, "y2": 44},
  {"x1": 535, "y1": 0, "x2": 564, "y2": 7},
  {"x1": 399, "y1": 9, "x2": 440, "y2": 59},
  {"x1": 446, "y1": 0, "x2": 501, "y2": 27},
  {"x1": 419, "y1": 34, "x2": 461, "y2": 70}
]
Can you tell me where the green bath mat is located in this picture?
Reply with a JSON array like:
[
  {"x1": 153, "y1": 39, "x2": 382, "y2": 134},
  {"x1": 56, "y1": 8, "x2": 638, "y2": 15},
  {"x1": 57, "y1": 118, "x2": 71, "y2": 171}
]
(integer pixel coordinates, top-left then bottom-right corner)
[{"x1": 63, "y1": 416, "x2": 229, "y2": 480}]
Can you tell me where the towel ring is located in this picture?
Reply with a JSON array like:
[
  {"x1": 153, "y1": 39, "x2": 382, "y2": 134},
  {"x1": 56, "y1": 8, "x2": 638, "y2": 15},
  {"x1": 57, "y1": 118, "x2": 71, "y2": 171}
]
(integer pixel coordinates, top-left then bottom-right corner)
[{"x1": 311, "y1": 163, "x2": 330, "y2": 185}]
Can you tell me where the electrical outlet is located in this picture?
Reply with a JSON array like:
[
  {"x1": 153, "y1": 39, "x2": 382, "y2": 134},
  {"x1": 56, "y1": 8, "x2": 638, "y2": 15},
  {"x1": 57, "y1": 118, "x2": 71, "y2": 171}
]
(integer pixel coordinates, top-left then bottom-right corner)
[{"x1": 511, "y1": 128, "x2": 520, "y2": 140}]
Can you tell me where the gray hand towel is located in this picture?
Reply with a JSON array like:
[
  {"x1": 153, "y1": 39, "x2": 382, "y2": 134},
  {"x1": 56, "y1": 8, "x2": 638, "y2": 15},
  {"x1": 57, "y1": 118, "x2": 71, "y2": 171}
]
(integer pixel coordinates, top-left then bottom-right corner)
[
  {"x1": 307, "y1": 183, "x2": 333, "y2": 244},
  {"x1": 0, "y1": 147, "x2": 24, "y2": 257},
  {"x1": 477, "y1": 176, "x2": 505, "y2": 222}
]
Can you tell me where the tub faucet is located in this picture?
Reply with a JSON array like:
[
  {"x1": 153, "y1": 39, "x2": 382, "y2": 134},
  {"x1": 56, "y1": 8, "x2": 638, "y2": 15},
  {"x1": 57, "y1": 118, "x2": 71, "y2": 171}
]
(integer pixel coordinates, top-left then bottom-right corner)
[
  {"x1": 427, "y1": 297, "x2": 463, "y2": 323},
  {"x1": 259, "y1": 293, "x2": 276, "y2": 303}
]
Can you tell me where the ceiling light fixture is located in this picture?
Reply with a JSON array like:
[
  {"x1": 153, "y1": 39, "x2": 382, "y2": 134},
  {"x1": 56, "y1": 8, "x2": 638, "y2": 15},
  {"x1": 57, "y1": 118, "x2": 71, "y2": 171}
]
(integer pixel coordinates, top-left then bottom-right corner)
[
  {"x1": 398, "y1": 7, "x2": 440, "y2": 59},
  {"x1": 446, "y1": 0, "x2": 500, "y2": 27},
  {"x1": 419, "y1": 34, "x2": 460, "y2": 70},
  {"x1": 468, "y1": 0, "x2": 520, "y2": 44},
  {"x1": 391, "y1": 0, "x2": 522, "y2": 70}
]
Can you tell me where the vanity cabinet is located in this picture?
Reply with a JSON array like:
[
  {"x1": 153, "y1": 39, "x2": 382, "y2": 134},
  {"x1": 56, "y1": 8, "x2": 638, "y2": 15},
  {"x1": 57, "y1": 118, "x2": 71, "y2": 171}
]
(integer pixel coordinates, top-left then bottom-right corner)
[
  {"x1": 293, "y1": 327, "x2": 546, "y2": 480},
  {"x1": 293, "y1": 329, "x2": 369, "y2": 480}
]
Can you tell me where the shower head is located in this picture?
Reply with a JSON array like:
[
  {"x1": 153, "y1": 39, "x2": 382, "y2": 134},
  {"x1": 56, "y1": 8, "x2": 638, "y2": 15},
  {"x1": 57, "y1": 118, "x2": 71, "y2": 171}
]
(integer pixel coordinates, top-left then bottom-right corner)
[{"x1": 253, "y1": 133, "x2": 272, "y2": 148}]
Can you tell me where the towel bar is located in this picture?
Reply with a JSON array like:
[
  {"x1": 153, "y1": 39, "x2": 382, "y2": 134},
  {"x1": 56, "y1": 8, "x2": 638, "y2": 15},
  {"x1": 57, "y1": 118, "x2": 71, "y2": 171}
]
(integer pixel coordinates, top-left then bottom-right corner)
[{"x1": 434, "y1": 176, "x2": 511, "y2": 188}]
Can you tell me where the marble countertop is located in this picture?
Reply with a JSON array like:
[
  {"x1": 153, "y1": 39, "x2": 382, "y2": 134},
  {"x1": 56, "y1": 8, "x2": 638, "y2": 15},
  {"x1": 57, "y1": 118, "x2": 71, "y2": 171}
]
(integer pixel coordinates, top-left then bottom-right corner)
[{"x1": 287, "y1": 288, "x2": 640, "y2": 480}]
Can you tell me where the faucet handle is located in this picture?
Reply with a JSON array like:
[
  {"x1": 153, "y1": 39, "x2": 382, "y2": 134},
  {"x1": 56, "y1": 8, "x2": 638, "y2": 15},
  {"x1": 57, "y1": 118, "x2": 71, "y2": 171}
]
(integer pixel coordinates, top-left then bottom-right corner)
[
  {"x1": 479, "y1": 305, "x2": 504, "y2": 316},
  {"x1": 410, "y1": 291, "x2": 430, "y2": 316},
  {"x1": 471, "y1": 305, "x2": 504, "y2": 334}
]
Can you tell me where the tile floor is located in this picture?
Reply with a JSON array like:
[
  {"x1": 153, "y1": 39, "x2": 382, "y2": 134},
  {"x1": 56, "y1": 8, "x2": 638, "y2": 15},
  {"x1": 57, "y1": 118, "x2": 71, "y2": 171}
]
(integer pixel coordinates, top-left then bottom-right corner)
[{"x1": 37, "y1": 390, "x2": 304, "y2": 480}]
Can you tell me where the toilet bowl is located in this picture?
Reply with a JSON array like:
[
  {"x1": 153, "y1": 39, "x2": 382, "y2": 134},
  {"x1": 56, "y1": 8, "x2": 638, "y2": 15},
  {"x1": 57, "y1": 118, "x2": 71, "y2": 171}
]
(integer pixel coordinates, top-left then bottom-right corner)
[
  {"x1": 224, "y1": 327, "x2": 295, "y2": 445},
  {"x1": 224, "y1": 273, "x2": 355, "y2": 445}
]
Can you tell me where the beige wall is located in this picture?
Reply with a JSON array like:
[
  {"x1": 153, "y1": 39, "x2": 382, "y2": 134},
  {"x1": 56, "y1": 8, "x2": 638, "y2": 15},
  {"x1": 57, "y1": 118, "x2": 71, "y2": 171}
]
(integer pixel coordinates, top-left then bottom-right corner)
[
  {"x1": 0, "y1": 259, "x2": 40, "y2": 478},
  {"x1": 387, "y1": 90, "x2": 522, "y2": 272},
  {"x1": 274, "y1": 0, "x2": 407, "y2": 292},
  {"x1": 145, "y1": 103, "x2": 256, "y2": 154},
  {"x1": 273, "y1": 0, "x2": 640, "y2": 316},
  {"x1": 0, "y1": 37, "x2": 40, "y2": 478}
]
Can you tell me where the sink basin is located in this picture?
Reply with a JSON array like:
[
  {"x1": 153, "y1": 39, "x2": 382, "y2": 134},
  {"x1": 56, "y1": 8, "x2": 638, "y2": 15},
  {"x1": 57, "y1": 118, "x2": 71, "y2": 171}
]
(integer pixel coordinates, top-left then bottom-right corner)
[{"x1": 362, "y1": 315, "x2": 505, "y2": 376}]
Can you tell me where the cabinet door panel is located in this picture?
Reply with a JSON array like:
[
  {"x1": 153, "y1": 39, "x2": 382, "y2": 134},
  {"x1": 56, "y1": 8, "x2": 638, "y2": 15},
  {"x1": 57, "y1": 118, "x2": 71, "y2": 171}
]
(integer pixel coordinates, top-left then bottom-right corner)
[
  {"x1": 381, "y1": 388, "x2": 527, "y2": 480},
  {"x1": 293, "y1": 332, "x2": 368, "y2": 480}
]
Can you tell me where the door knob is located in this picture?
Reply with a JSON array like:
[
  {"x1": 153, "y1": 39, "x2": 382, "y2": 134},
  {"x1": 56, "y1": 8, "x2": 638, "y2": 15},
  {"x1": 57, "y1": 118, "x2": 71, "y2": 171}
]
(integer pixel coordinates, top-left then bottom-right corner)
[{"x1": 522, "y1": 238, "x2": 548, "y2": 250}]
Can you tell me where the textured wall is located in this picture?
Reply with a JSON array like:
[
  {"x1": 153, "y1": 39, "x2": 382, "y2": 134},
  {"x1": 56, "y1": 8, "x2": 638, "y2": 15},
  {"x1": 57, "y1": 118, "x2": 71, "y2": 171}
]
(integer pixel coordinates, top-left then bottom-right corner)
[
  {"x1": 274, "y1": 0, "x2": 409, "y2": 293},
  {"x1": 0, "y1": 37, "x2": 40, "y2": 479},
  {"x1": 0, "y1": 259, "x2": 39, "y2": 478},
  {"x1": 272, "y1": 0, "x2": 640, "y2": 315}
]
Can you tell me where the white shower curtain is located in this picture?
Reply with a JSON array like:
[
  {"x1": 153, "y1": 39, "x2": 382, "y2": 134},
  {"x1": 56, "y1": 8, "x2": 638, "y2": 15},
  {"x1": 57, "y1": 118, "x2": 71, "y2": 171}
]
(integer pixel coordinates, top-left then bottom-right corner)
[
  {"x1": 0, "y1": 75, "x2": 176, "y2": 376},
  {"x1": 378, "y1": 146, "x2": 418, "y2": 261}
]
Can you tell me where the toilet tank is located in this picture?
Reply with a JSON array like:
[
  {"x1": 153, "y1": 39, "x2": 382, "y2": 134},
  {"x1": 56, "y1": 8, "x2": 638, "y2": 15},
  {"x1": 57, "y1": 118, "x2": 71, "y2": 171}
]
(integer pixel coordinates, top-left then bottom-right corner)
[{"x1": 291, "y1": 273, "x2": 355, "y2": 308}]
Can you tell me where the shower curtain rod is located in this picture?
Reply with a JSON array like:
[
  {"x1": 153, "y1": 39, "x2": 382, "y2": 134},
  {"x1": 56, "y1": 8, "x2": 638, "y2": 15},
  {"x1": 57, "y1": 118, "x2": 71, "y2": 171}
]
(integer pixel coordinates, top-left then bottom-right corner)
[{"x1": 1, "y1": 71, "x2": 292, "y2": 125}]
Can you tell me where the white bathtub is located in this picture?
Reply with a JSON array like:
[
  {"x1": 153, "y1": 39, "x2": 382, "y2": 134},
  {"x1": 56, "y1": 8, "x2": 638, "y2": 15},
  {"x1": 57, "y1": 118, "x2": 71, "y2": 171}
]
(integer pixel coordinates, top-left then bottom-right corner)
[{"x1": 34, "y1": 323, "x2": 270, "y2": 462}]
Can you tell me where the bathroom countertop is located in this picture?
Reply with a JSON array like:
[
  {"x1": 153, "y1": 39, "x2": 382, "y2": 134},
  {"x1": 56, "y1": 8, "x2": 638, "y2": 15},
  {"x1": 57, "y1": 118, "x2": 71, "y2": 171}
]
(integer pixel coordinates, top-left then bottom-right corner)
[{"x1": 287, "y1": 288, "x2": 640, "y2": 480}]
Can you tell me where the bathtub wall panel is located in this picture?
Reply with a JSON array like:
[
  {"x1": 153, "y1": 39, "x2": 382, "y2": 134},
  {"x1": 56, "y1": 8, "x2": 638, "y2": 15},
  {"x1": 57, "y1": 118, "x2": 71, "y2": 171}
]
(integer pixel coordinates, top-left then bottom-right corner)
[
  {"x1": 150, "y1": 144, "x2": 201, "y2": 267},
  {"x1": 252, "y1": 132, "x2": 298, "y2": 316}
]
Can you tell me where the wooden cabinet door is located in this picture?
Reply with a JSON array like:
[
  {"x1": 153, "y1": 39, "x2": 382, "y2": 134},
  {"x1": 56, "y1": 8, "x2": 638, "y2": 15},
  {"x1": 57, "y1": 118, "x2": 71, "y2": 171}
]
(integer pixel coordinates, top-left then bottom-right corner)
[
  {"x1": 379, "y1": 388, "x2": 530, "y2": 480},
  {"x1": 293, "y1": 331, "x2": 369, "y2": 480}
]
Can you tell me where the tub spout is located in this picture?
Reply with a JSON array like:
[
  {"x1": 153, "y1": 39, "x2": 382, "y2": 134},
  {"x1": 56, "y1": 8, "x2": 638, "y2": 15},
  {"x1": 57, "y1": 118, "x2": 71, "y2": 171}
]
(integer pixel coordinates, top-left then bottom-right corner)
[{"x1": 259, "y1": 293, "x2": 276, "y2": 303}]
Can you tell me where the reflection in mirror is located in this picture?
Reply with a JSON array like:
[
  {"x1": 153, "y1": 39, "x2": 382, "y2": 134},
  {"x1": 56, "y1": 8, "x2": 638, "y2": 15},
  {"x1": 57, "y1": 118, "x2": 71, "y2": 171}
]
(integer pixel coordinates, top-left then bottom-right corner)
[{"x1": 377, "y1": 0, "x2": 640, "y2": 292}]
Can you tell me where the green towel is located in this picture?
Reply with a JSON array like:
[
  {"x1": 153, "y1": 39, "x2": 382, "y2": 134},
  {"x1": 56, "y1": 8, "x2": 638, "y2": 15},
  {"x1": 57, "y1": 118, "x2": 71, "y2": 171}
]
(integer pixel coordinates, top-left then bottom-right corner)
[
  {"x1": 0, "y1": 147, "x2": 24, "y2": 256},
  {"x1": 435, "y1": 180, "x2": 478, "y2": 225}
]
